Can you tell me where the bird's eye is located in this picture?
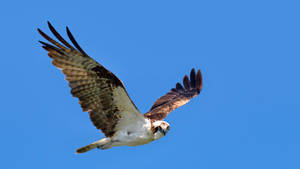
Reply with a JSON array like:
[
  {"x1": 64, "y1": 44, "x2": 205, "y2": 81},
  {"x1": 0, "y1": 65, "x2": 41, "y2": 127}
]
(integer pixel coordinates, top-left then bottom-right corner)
[
  {"x1": 154, "y1": 127, "x2": 159, "y2": 133},
  {"x1": 167, "y1": 126, "x2": 170, "y2": 130}
]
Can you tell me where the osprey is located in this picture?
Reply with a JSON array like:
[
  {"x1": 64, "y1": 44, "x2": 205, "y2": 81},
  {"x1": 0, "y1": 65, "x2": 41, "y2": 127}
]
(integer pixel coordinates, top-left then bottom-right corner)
[{"x1": 38, "y1": 22, "x2": 203, "y2": 153}]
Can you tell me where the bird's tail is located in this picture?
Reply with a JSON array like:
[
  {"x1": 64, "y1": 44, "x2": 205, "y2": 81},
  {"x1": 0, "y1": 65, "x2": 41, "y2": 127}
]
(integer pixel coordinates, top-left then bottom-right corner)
[{"x1": 76, "y1": 138, "x2": 111, "y2": 154}]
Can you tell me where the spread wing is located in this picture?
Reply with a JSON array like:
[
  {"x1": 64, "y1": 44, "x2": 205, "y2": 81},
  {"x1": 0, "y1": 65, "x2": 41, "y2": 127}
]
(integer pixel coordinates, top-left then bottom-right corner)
[
  {"x1": 144, "y1": 69, "x2": 203, "y2": 121},
  {"x1": 38, "y1": 21, "x2": 145, "y2": 137}
]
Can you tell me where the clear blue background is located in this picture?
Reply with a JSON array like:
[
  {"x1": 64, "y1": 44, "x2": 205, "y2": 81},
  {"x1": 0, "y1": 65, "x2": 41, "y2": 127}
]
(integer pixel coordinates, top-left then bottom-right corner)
[{"x1": 1, "y1": 0, "x2": 299, "y2": 169}]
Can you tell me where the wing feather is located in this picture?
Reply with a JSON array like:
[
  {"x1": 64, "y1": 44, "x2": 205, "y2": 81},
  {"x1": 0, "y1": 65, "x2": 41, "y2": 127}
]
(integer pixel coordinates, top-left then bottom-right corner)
[
  {"x1": 47, "y1": 21, "x2": 76, "y2": 50},
  {"x1": 38, "y1": 22, "x2": 144, "y2": 137},
  {"x1": 144, "y1": 68, "x2": 203, "y2": 121},
  {"x1": 66, "y1": 26, "x2": 88, "y2": 56}
]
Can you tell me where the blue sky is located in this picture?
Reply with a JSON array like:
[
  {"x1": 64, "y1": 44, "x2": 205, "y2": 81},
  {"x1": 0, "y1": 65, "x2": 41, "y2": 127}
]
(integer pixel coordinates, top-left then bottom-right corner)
[{"x1": 1, "y1": 0, "x2": 300, "y2": 168}]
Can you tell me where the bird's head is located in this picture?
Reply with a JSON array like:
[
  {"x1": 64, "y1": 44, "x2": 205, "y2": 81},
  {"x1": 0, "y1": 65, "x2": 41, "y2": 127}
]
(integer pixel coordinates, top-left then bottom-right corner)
[{"x1": 152, "y1": 121, "x2": 170, "y2": 140}]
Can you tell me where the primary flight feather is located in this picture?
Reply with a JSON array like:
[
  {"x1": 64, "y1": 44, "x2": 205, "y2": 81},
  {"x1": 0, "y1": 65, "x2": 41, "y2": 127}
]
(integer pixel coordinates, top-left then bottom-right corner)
[{"x1": 38, "y1": 21, "x2": 203, "y2": 153}]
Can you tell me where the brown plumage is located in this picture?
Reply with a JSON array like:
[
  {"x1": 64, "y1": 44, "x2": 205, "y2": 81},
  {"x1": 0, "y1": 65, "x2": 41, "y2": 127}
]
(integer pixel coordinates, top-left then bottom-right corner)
[
  {"x1": 38, "y1": 22, "x2": 203, "y2": 150},
  {"x1": 38, "y1": 21, "x2": 140, "y2": 137},
  {"x1": 144, "y1": 69, "x2": 202, "y2": 121}
]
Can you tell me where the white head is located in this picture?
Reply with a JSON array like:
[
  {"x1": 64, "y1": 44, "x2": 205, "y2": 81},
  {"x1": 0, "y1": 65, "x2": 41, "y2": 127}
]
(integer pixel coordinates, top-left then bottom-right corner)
[{"x1": 152, "y1": 121, "x2": 170, "y2": 140}]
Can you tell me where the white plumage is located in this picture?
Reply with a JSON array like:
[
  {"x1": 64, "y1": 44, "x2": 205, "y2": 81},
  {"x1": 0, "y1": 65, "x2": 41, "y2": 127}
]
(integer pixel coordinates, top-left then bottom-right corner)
[{"x1": 38, "y1": 21, "x2": 203, "y2": 153}]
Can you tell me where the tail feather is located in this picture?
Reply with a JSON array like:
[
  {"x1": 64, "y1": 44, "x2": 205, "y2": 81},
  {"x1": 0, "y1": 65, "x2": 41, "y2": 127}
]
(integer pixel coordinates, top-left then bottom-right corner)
[
  {"x1": 76, "y1": 138, "x2": 111, "y2": 154},
  {"x1": 76, "y1": 143, "x2": 98, "y2": 154}
]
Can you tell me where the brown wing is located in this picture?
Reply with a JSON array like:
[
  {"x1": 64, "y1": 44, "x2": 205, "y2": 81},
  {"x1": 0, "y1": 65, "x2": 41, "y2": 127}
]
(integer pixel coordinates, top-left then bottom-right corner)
[
  {"x1": 144, "y1": 69, "x2": 203, "y2": 121},
  {"x1": 38, "y1": 21, "x2": 144, "y2": 137}
]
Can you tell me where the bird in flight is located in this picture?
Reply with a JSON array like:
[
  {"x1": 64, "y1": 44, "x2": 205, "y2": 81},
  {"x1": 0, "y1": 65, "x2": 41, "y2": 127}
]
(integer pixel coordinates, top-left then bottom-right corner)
[{"x1": 38, "y1": 22, "x2": 203, "y2": 153}]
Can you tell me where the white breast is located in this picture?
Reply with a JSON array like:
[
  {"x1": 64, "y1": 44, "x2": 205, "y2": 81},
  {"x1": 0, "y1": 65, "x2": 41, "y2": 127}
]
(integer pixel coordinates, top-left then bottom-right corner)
[{"x1": 111, "y1": 118, "x2": 154, "y2": 147}]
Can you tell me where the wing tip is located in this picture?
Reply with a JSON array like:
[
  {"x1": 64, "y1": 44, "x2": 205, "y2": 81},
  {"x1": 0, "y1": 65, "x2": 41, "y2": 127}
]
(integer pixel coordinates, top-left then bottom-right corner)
[
  {"x1": 196, "y1": 69, "x2": 203, "y2": 91},
  {"x1": 191, "y1": 68, "x2": 196, "y2": 74},
  {"x1": 66, "y1": 26, "x2": 88, "y2": 56},
  {"x1": 175, "y1": 82, "x2": 184, "y2": 90},
  {"x1": 37, "y1": 27, "x2": 47, "y2": 37},
  {"x1": 183, "y1": 75, "x2": 190, "y2": 89},
  {"x1": 190, "y1": 68, "x2": 196, "y2": 88},
  {"x1": 183, "y1": 68, "x2": 203, "y2": 92},
  {"x1": 173, "y1": 68, "x2": 203, "y2": 92},
  {"x1": 47, "y1": 20, "x2": 52, "y2": 28}
]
